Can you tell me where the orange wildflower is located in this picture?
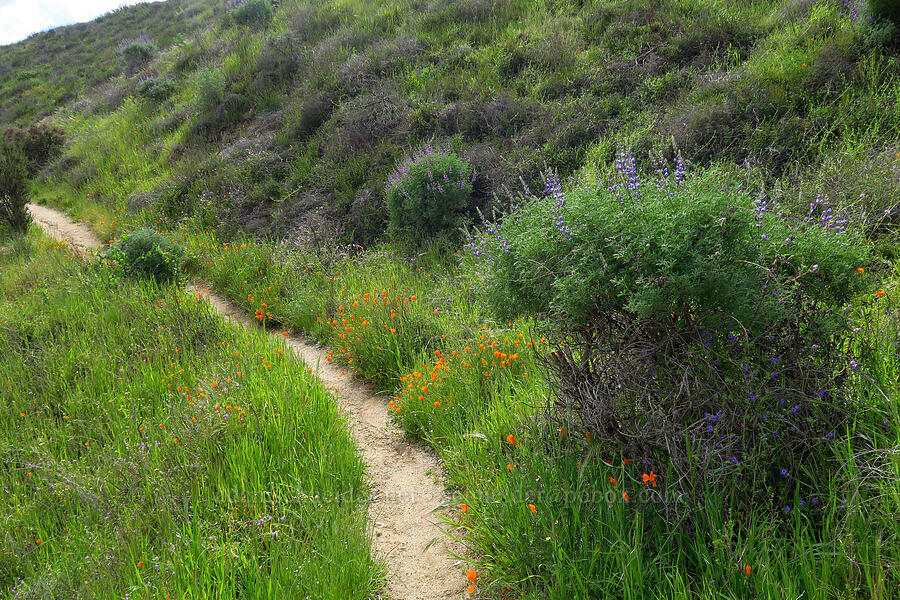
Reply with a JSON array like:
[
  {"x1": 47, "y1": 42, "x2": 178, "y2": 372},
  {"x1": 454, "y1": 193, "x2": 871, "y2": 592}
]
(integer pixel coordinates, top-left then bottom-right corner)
[
  {"x1": 745, "y1": 565, "x2": 751, "y2": 575},
  {"x1": 875, "y1": 289, "x2": 885, "y2": 298},
  {"x1": 461, "y1": 503, "x2": 469, "y2": 513},
  {"x1": 528, "y1": 503, "x2": 537, "y2": 514},
  {"x1": 137, "y1": 561, "x2": 144, "y2": 568},
  {"x1": 467, "y1": 584, "x2": 475, "y2": 594},
  {"x1": 623, "y1": 492, "x2": 630, "y2": 501},
  {"x1": 857, "y1": 267, "x2": 865, "y2": 274},
  {"x1": 609, "y1": 477, "x2": 616, "y2": 486},
  {"x1": 506, "y1": 434, "x2": 518, "y2": 446},
  {"x1": 466, "y1": 570, "x2": 477, "y2": 583}
]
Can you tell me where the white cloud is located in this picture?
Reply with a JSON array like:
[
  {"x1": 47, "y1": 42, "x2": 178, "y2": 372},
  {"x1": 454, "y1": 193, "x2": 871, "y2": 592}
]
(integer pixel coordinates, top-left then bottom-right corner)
[{"x1": 0, "y1": 0, "x2": 165, "y2": 47}]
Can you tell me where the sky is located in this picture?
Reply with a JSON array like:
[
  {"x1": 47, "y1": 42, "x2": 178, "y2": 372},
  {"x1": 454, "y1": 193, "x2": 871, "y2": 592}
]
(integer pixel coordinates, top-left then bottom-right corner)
[{"x1": 0, "y1": 0, "x2": 164, "y2": 46}]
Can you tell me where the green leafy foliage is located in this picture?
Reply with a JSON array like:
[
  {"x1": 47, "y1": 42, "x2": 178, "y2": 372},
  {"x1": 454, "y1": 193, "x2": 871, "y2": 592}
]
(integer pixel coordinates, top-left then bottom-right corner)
[
  {"x1": 107, "y1": 228, "x2": 184, "y2": 282},
  {"x1": 229, "y1": 0, "x2": 274, "y2": 28},
  {"x1": 135, "y1": 75, "x2": 177, "y2": 102},
  {"x1": 385, "y1": 147, "x2": 474, "y2": 237},
  {"x1": 472, "y1": 159, "x2": 872, "y2": 517},
  {"x1": 480, "y1": 169, "x2": 866, "y2": 329},
  {"x1": 3, "y1": 123, "x2": 66, "y2": 171},
  {"x1": 867, "y1": 0, "x2": 900, "y2": 26},
  {"x1": 0, "y1": 139, "x2": 30, "y2": 234}
]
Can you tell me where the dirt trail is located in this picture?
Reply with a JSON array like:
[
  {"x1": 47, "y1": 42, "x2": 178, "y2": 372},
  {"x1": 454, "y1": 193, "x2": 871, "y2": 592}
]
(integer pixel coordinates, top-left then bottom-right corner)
[
  {"x1": 27, "y1": 203, "x2": 102, "y2": 256},
  {"x1": 27, "y1": 204, "x2": 467, "y2": 600}
]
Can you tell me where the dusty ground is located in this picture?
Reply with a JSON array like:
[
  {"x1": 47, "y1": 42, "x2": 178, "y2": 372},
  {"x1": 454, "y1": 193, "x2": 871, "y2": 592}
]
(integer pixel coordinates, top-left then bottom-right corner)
[{"x1": 27, "y1": 203, "x2": 468, "y2": 600}]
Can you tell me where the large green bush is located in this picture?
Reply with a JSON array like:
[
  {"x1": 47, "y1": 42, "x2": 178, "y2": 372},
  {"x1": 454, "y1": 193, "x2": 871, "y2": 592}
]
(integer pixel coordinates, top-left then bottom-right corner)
[
  {"x1": 3, "y1": 123, "x2": 65, "y2": 171},
  {"x1": 119, "y1": 37, "x2": 157, "y2": 73},
  {"x1": 470, "y1": 155, "x2": 872, "y2": 516},
  {"x1": 228, "y1": 0, "x2": 274, "y2": 27},
  {"x1": 135, "y1": 75, "x2": 177, "y2": 102},
  {"x1": 385, "y1": 146, "x2": 475, "y2": 236},
  {"x1": 107, "y1": 228, "x2": 184, "y2": 282},
  {"x1": 0, "y1": 140, "x2": 30, "y2": 234}
]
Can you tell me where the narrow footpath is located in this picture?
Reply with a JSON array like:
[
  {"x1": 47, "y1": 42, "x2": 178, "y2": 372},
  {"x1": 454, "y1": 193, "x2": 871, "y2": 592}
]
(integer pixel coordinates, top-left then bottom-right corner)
[{"x1": 27, "y1": 203, "x2": 466, "y2": 600}]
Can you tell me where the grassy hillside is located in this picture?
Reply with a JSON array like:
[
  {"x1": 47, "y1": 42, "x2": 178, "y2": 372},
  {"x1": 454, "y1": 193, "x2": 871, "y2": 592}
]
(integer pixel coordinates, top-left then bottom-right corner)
[
  {"x1": 0, "y1": 231, "x2": 381, "y2": 598},
  {"x1": 0, "y1": 0, "x2": 215, "y2": 124},
  {"x1": 14, "y1": 0, "x2": 897, "y2": 245},
  {"x1": 3, "y1": 0, "x2": 900, "y2": 598}
]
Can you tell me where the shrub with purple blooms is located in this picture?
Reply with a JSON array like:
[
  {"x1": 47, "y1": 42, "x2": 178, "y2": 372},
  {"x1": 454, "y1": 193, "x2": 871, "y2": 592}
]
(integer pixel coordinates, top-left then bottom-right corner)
[
  {"x1": 470, "y1": 152, "x2": 873, "y2": 518},
  {"x1": 385, "y1": 145, "x2": 475, "y2": 237}
]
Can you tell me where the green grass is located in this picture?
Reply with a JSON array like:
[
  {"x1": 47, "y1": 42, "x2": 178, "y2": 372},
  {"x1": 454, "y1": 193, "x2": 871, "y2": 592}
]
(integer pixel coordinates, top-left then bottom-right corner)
[
  {"x1": 0, "y1": 230, "x2": 382, "y2": 599},
  {"x1": 172, "y1": 224, "x2": 900, "y2": 599}
]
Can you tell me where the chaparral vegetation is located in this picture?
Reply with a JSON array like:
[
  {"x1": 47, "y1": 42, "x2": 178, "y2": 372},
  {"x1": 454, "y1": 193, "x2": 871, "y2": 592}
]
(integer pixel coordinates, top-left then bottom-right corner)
[{"x1": 2, "y1": 0, "x2": 899, "y2": 598}]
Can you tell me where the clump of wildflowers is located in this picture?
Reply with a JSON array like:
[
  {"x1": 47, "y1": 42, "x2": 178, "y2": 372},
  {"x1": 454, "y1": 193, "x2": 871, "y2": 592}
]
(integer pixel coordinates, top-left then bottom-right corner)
[{"x1": 470, "y1": 152, "x2": 873, "y2": 518}]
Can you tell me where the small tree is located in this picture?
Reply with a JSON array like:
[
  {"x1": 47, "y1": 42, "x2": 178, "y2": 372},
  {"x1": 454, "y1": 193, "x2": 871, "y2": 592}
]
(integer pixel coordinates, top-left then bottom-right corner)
[
  {"x1": 0, "y1": 140, "x2": 30, "y2": 234},
  {"x1": 3, "y1": 123, "x2": 66, "y2": 171}
]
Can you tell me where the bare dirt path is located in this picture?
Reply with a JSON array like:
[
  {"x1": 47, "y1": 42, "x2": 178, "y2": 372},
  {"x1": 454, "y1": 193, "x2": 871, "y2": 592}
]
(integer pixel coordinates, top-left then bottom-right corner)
[{"x1": 27, "y1": 203, "x2": 467, "y2": 600}]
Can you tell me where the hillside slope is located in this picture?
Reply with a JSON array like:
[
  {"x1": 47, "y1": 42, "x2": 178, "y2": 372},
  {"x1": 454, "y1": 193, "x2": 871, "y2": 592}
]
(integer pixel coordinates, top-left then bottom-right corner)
[
  {"x1": 0, "y1": 0, "x2": 215, "y2": 124},
  {"x1": 4, "y1": 0, "x2": 896, "y2": 245}
]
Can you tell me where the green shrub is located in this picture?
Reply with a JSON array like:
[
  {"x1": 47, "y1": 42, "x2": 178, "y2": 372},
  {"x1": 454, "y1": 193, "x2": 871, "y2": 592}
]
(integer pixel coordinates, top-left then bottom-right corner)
[
  {"x1": 0, "y1": 140, "x2": 30, "y2": 234},
  {"x1": 867, "y1": 0, "x2": 900, "y2": 25},
  {"x1": 3, "y1": 123, "x2": 65, "y2": 171},
  {"x1": 470, "y1": 156, "x2": 872, "y2": 516},
  {"x1": 384, "y1": 145, "x2": 474, "y2": 237},
  {"x1": 228, "y1": 0, "x2": 273, "y2": 28},
  {"x1": 119, "y1": 37, "x2": 157, "y2": 73},
  {"x1": 194, "y1": 68, "x2": 226, "y2": 112},
  {"x1": 135, "y1": 75, "x2": 177, "y2": 101},
  {"x1": 107, "y1": 228, "x2": 184, "y2": 282}
]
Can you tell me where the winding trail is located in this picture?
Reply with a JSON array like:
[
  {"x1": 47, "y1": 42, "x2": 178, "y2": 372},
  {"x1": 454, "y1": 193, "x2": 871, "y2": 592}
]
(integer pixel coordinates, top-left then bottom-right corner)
[{"x1": 26, "y1": 203, "x2": 466, "y2": 600}]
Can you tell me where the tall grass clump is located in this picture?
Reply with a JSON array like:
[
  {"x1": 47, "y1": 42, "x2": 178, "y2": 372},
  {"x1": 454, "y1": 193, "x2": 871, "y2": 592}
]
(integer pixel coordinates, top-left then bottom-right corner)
[
  {"x1": 194, "y1": 68, "x2": 227, "y2": 113},
  {"x1": 385, "y1": 145, "x2": 475, "y2": 239},
  {"x1": 471, "y1": 152, "x2": 874, "y2": 518},
  {"x1": 106, "y1": 228, "x2": 184, "y2": 282}
]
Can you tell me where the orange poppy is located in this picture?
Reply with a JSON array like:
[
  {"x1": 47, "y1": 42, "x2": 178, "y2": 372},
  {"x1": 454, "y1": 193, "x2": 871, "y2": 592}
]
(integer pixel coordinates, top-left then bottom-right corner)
[
  {"x1": 461, "y1": 503, "x2": 468, "y2": 513},
  {"x1": 506, "y1": 434, "x2": 518, "y2": 446},
  {"x1": 528, "y1": 503, "x2": 537, "y2": 514},
  {"x1": 745, "y1": 565, "x2": 751, "y2": 575},
  {"x1": 467, "y1": 569, "x2": 477, "y2": 583}
]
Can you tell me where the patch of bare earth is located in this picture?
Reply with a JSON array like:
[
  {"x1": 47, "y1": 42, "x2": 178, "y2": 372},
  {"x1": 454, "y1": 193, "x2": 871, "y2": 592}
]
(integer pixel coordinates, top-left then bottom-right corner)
[{"x1": 27, "y1": 203, "x2": 467, "y2": 600}]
